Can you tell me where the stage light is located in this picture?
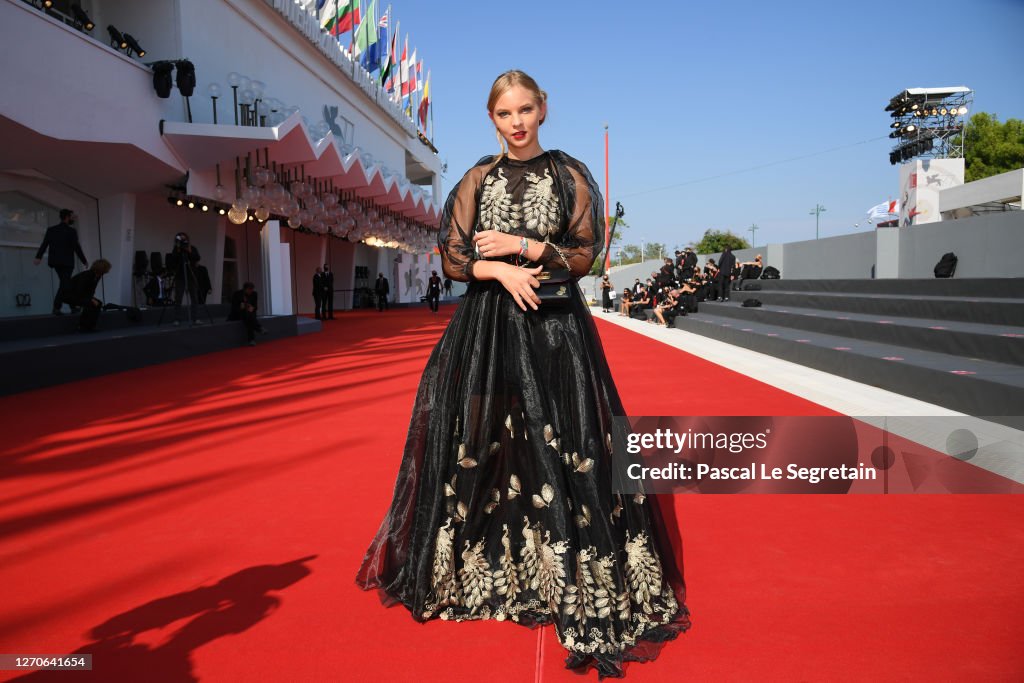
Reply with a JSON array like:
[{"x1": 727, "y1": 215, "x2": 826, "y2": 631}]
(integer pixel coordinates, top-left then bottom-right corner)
[
  {"x1": 958, "y1": 106, "x2": 968, "y2": 115},
  {"x1": 43, "y1": 0, "x2": 53, "y2": 7},
  {"x1": 175, "y1": 59, "x2": 196, "y2": 97},
  {"x1": 107, "y1": 25, "x2": 127, "y2": 50},
  {"x1": 891, "y1": 121, "x2": 901, "y2": 128},
  {"x1": 176, "y1": 198, "x2": 184, "y2": 206},
  {"x1": 124, "y1": 33, "x2": 146, "y2": 57},
  {"x1": 218, "y1": 208, "x2": 226, "y2": 215},
  {"x1": 187, "y1": 200, "x2": 195, "y2": 209},
  {"x1": 201, "y1": 204, "x2": 209, "y2": 212},
  {"x1": 940, "y1": 108, "x2": 948, "y2": 115},
  {"x1": 910, "y1": 103, "x2": 919, "y2": 111},
  {"x1": 152, "y1": 61, "x2": 174, "y2": 98},
  {"x1": 71, "y1": 3, "x2": 94, "y2": 31},
  {"x1": 904, "y1": 125, "x2": 916, "y2": 134}
]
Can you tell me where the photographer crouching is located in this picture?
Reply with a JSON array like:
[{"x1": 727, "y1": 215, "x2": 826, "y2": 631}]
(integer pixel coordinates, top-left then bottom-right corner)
[
  {"x1": 59, "y1": 259, "x2": 112, "y2": 332},
  {"x1": 167, "y1": 232, "x2": 202, "y2": 325}
]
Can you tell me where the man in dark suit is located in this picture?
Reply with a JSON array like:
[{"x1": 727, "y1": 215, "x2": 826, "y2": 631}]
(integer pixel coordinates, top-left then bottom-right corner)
[
  {"x1": 34, "y1": 209, "x2": 88, "y2": 315},
  {"x1": 313, "y1": 267, "x2": 324, "y2": 320},
  {"x1": 427, "y1": 270, "x2": 441, "y2": 313},
  {"x1": 323, "y1": 264, "x2": 335, "y2": 319},
  {"x1": 228, "y1": 282, "x2": 263, "y2": 345},
  {"x1": 717, "y1": 246, "x2": 736, "y2": 302},
  {"x1": 375, "y1": 273, "x2": 390, "y2": 312},
  {"x1": 59, "y1": 259, "x2": 111, "y2": 331}
]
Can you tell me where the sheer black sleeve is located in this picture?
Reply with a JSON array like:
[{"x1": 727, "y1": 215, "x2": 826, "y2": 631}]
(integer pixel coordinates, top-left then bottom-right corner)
[
  {"x1": 438, "y1": 160, "x2": 494, "y2": 283},
  {"x1": 536, "y1": 157, "x2": 605, "y2": 278}
]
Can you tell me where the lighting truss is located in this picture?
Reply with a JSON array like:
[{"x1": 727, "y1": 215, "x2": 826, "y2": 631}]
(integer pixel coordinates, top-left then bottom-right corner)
[{"x1": 884, "y1": 86, "x2": 973, "y2": 165}]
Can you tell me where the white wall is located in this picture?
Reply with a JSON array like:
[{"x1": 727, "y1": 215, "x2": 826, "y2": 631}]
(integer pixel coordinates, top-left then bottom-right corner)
[
  {"x1": 898, "y1": 211, "x2": 1024, "y2": 278},
  {"x1": 0, "y1": 0, "x2": 181, "y2": 169}
]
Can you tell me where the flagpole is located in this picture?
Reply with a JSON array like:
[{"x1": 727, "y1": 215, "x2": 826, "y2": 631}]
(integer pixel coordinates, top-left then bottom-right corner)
[
  {"x1": 349, "y1": 0, "x2": 355, "y2": 77},
  {"x1": 603, "y1": 124, "x2": 611, "y2": 273}
]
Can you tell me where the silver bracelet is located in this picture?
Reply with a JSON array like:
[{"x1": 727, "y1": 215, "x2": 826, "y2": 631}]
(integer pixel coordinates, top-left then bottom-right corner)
[{"x1": 552, "y1": 244, "x2": 571, "y2": 271}]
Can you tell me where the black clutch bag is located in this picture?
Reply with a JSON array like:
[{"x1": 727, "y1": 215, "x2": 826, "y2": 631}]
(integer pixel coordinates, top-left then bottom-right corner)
[{"x1": 535, "y1": 268, "x2": 573, "y2": 304}]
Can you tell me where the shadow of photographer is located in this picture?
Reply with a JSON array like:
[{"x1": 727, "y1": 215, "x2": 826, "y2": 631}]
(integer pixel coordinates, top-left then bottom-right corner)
[{"x1": 12, "y1": 555, "x2": 317, "y2": 682}]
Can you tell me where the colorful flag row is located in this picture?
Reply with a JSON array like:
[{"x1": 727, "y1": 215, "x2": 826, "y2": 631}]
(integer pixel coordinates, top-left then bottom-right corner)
[{"x1": 317, "y1": 1, "x2": 432, "y2": 137}]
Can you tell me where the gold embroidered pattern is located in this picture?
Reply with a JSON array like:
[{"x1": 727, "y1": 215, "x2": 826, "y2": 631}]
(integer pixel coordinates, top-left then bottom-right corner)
[
  {"x1": 624, "y1": 532, "x2": 663, "y2": 613},
  {"x1": 493, "y1": 524, "x2": 521, "y2": 611},
  {"x1": 423, "y1": 514, "x2": 681, "y2": 655},
  {"x1": 427, "y1": 519, "x2": 460, "y2": 610},
  {"x1": 519, "y1": 517, "x2": 568, "y2": 612},
  {"x1": 522, "y1": 169, "x2": 560, "y2": 236},
  {"x1": 459, "y1": 540, "x2": 493, "y2": 614},
  {"x1": 479, "y1": 169, "x2": 521, "y2": 233}
]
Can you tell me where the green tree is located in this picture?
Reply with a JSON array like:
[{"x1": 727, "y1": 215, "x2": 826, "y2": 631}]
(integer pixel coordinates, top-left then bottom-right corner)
[
  {"x1": 962, "y1": 113, "x2": 1024, "y2": 182},
  {"x1": 694, "y1": 229, "x2": 750, "y2": 254}
]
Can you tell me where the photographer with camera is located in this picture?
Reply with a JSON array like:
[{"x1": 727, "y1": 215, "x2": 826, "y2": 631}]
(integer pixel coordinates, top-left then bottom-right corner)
[
  {"x1": 167, "y1": 232, "x2": 202, "y2": 324},
  {"x1": 59, "y1": 259, "x2": 111, "y2": 331}
]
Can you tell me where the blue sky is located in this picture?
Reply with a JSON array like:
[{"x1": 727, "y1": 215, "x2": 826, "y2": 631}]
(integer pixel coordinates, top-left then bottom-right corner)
[{"x1": 383, "y1": 0, "x2": 1024, "y2": 250}]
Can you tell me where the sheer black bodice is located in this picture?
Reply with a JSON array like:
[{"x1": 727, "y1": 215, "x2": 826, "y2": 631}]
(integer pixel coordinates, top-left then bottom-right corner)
[{"x1": 356, "y1": 151, "x2": 690, "y2": 678}]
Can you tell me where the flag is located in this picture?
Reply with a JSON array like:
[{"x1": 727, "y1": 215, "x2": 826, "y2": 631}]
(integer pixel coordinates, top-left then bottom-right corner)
[
  {"x1": 322, "y1": 0, "x2": 360, "y2": 35},
  {"x1": 418, "y1": 70, "x2": 430, "y2": 129},
  {"x1": 380, "y1": 19, "x2": 398, "y2": 85},
  {"x1": 866, "y1": 200, "x2": 899, "y2": 223},
  {"x1": 399, "y1": 35, "x2": 410, "y2": 96},
  {"x1": 401, "y1": 49, "x2": 413, "y2": 91},
  {"x1": 362, "y1": 10, "x2": 387, "y2": 71},
  {"x1": 353, "y1": 0, "x2": 378, "y2": 57}
]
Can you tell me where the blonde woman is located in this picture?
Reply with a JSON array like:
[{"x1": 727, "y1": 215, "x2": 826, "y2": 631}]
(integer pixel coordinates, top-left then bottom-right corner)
[{"x1": 357, "y1": 70, "x2": 690, "y2": 678}]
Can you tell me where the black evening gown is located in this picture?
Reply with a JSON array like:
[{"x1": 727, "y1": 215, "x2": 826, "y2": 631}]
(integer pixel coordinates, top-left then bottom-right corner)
[{"x1": 356, "y1": 150, "x2": 690, "y2": 678}]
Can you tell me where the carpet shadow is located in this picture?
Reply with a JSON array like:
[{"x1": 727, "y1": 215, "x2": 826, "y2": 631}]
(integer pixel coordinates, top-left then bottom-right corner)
[{"x1": 10, "y1": 556, "x2": 317, "y2": 683}]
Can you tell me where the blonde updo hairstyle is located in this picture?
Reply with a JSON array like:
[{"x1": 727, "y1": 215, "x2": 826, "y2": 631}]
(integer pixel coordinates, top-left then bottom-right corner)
[{"x1": 487, "y1": 70, "x2": 548, "y2": 155}]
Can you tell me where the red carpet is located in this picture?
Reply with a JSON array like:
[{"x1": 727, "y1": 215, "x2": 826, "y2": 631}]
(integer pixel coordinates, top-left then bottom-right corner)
[{"x1": 0, "y1": 305, "x2": 1021, "y2": 681}]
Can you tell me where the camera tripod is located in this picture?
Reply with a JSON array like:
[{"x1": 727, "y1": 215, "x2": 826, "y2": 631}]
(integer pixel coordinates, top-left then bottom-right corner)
[{"x1": 157, "y1": 246, "x2": 214, "y2": 327}]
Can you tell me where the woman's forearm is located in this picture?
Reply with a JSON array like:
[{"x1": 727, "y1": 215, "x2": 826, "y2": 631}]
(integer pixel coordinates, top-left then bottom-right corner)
[{"x1": 469, "y1": 260, "x2": 512, "y2": 281}]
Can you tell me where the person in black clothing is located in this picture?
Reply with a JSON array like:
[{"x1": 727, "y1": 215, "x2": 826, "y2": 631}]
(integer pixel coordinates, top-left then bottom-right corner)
[
  {"x1": 426, "y1": 270, "x2": 441, "y2": 313},
  {"x1": 717, "y1": 247, "x2": 736, "y2": 301},
  {"x1": 228, "y1": 282, "x2": 263, "y2": 345},
  {"x1": 442, "y1": 276, "x2": 452, "y2": 297},
  {"x1": 59, "y1": 259, "x2": 111, "y2": 331},
  {"x1": 194, "y1": 263, "x2": 212, "y2": 304},
  {"x1": 313, "y1": 266, "x2": 325, "y2": 320},
  {"x1": 167, "y1": 232, "x2": 202, "y2": 323},
  {"x1": 680, "y1": 247, "x2": 697, "y2": 280},
  {"x1": 323, "y1": 264, "x2": 335, "y2": 319},
  {"x1": 374, "y1": 272, "x2": 390, "y2": 311},
  {"x1": 735, "y1": 254, "x2": 763, "y2": 291},
  {"x1": 34, "y1": 209, "x2": 88, "y2": 315}
]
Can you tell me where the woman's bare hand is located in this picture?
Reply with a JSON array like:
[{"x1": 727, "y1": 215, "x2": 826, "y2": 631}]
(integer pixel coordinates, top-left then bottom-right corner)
[{"x1": 497, "y1": 264, "x2": 542, "y2": 311}]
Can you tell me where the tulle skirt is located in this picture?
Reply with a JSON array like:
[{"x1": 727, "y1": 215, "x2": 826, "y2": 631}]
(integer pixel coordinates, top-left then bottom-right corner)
[{"x1": 356, "y1": 279, "x2": 690, "y2": 678}]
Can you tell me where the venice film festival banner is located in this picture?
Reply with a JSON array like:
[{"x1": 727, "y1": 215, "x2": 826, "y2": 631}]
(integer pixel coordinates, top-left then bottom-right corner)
[{"x1": 609, "y1": 416, "x2": 1022, "y2": 495}]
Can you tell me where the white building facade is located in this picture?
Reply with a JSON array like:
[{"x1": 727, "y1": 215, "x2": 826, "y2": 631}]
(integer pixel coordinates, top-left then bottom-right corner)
[{"x1": 0, "y1": 0, "x2": 445, "y2": 318}]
